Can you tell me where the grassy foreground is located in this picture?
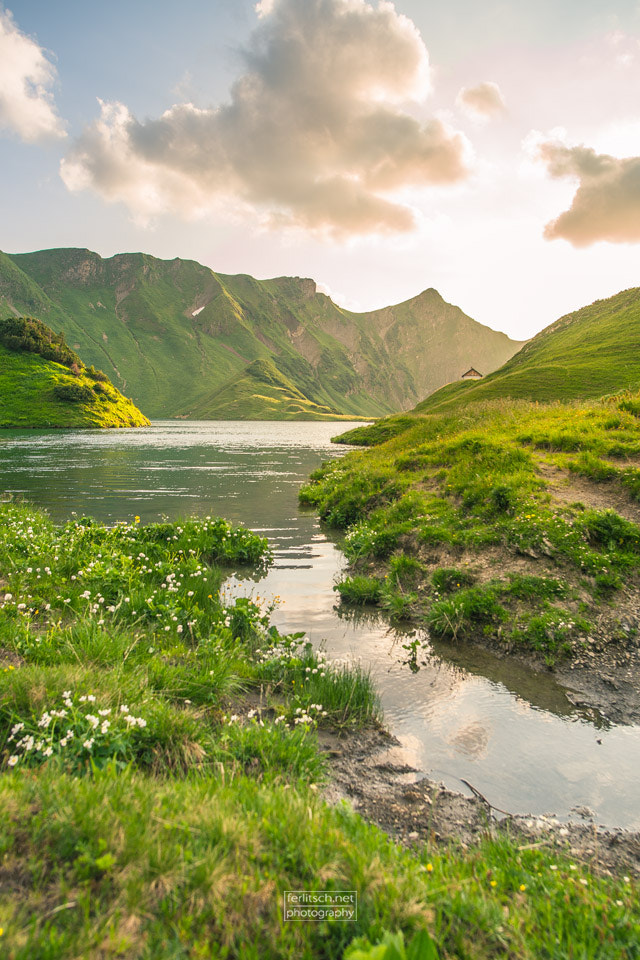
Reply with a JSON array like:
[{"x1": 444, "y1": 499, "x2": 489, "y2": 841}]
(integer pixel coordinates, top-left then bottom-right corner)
[
  {"x1": 0, "y1": 504, "x2": 638, "y2": 958},
  {"x1": 303, "y1": 396, "x2": 640, "y2": 663}
]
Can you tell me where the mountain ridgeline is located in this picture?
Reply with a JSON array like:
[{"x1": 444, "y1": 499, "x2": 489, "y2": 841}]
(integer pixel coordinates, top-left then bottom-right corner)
[
  {"x1": 413, "y1": 286, "x2": 640, "y2": 415},
  {"x1": 335, "y1": 285, "x2": 640, "y2": 446},
  {"x1": 0, "y1": 248, "x2": 523, "y2": 420}
]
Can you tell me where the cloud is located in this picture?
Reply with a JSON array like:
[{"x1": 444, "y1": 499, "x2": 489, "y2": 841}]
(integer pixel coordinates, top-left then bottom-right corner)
[
  {"x1": 0, "y1": 8, "x2": 65, "y2": 142},
  {"x1": 456, "y1": 81, "x2": 506, "y2": 120},
  {"x1": 61, "y1": 0, "x2": 470, "y2": 236},
  {"x1": 537, "y1": 138, "x2": 640, "y2": 246}
]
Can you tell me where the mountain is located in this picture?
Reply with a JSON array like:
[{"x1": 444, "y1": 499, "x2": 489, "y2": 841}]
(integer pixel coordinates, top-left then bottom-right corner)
[
  {"x1": 413, "y1": 287, "x2": 640, "y2": 415},
  {"x1": 0, "y1": 248, "x2": 523, "y2": 420},
  {"x1": 187, "y1": 358, "x2": 365, "y2": 420},
  {"x1": 0, "y1": 316, "x2": 149, "y2": 429}
]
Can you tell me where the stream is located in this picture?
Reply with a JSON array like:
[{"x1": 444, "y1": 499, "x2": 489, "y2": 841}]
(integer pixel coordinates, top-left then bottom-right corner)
[{"x1": 1, "y1": 419, "x2": 639, "y2": 828}]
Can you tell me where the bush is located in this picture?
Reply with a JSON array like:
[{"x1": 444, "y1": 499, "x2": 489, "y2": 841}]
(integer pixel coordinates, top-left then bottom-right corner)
[
  {"x1": 86, "y1": 365, "x2": 109, "y2": 382},
  {"x1": 53, "y1": 382, "x2": 95, "y2": 403},
  {"x1": 0, "y1": 316, "x2": 82, "y2": 370}
]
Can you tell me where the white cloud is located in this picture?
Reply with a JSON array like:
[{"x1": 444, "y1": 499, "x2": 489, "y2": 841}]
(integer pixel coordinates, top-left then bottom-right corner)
[
  {"x1": 537, "y1": 136, "x2": 640, "y2": 246},
  {"x1": 456, "y1": 81, "x2": 506, "y2": 120},
  {"x1": 0, "y1": 8, "x2": 65, "y2": 142},
  {"x1": 61, "y1": 0, "x2": 470, "y2": 237}
]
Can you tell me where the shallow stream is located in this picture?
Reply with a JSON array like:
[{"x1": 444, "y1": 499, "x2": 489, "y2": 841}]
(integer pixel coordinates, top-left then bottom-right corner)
[{"x1": 1, "y1": 420, "x2": 638, "y2": 827}]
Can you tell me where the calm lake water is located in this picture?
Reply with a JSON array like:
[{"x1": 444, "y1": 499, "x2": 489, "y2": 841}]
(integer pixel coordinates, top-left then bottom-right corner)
[{"x1": 1, "y1": 420, "x2": 639, "y2": 828}]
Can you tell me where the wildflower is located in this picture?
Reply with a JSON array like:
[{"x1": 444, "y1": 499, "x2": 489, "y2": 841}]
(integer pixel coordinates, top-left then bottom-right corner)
[
  {"x1": 134, "y1": 516, "x2": 140, "y2": 523},
  {"x1": 7, "y1": 755, "x2": 18, "y2": 767},
  {"x1": 83, "y1": 738, "x2": 95, "y2": 750},
  {"x1": 519, "y1": 884, "x2": 526, "y2": 892}
]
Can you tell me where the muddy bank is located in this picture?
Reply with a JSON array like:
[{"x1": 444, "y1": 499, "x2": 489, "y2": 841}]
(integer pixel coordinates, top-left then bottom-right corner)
[{"x1": 321, "y1": 726, "x2": 640, "y2": 878}]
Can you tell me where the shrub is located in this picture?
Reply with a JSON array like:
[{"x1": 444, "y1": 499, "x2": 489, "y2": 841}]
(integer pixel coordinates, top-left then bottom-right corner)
[
  {"x1": 86, "y1": 365, "x2": 109, "y2": 382},
  {"x1": 53, "y1": 382, "x2": 95, "y2": 403},
  {"x1": 0, "y1": 316, "x2": 82, "y2": 370}
]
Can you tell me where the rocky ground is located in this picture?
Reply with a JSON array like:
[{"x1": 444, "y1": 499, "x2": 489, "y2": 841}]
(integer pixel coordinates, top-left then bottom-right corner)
[{"x1": 320, "y1": 726, "x2": 640, "y2": 878}]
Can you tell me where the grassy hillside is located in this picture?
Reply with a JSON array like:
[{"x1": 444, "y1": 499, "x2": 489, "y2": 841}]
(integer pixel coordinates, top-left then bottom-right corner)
[
  {"x1": 415, "y1": 287, "x2": 640, "y2": 413},
  {"x1": 0, "y1": 317, "x2": 149, "y2": 429},
  {"x1": 302, "y1": 394, "x2": 640, "y2": 666},
  {"x1": 0, "y1": 248, "x2": 523, "y2": 419},
  {"x1": 188, "y1": 358, "x2": 365, "y2": 421}
]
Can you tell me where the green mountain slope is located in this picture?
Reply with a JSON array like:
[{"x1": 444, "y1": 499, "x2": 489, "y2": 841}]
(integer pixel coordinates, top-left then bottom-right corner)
[
  {"x1": 0, "y1": 248, "x2": 523, "y2": 420},
  {"x1": 188, "y1": 358, "x2": 361, "y2": 420},
  {"x1": 414, "y1": 287, "x2": 640, "y2": 415},
  {"x1": 0, "y1": 317, "x2": 149, "y2": 429}
]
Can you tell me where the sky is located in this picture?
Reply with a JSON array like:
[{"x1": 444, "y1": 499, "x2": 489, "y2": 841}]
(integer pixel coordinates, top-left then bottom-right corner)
[{"x1": 1, "y1": 0, "x2": 640, "y2": 340}]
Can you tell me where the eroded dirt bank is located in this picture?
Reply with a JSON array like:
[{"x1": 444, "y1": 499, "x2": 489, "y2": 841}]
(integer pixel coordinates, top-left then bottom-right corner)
[{"x1": 321, "y1": 727, "x2": 640, "y2": 878}]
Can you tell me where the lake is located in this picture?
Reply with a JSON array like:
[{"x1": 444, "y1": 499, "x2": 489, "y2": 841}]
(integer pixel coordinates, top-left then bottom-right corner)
[{"x1": 1, "y1": 419, "x2": 639, "y2": 828}]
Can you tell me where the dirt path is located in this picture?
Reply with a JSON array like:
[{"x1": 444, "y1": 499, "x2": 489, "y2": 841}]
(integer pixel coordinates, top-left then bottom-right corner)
[{"x1": 535, "y1": 455, "x2": 640, "y2": 524}]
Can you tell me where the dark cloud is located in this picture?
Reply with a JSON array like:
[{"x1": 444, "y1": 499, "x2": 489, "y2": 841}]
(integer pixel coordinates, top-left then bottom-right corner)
[
  {"x1": 539, "y1": 140, "x2": 640, "y2": 246},
  {"x1": 61, "y1": 0, "x2": 470, "y2": 236}
]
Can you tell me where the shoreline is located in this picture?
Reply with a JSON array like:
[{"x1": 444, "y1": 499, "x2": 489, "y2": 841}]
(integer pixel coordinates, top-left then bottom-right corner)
[{"x1": 321, "y1": 725, "x2": 640, "y2": 878}]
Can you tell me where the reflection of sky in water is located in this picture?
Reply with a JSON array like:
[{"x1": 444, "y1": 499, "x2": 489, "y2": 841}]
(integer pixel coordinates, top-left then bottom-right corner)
[{"x1": 1, "y1": 420, "x2": 640, "y2": 827}]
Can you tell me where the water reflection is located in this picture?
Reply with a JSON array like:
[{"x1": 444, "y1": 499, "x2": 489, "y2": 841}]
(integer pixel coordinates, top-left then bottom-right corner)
[{"x1": 1, "y1": 420, "x2": 639, "y2": 827}]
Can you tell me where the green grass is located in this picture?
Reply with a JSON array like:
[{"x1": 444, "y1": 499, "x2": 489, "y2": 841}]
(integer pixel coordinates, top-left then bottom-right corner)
[
  {"x1": 1, "y1": 768, "x2": 638, "y2": 959},
  {"x1": 0, "y1": 505, "x2": 638, "y2": 956},
  {"x1": 187, "y1": 358, "x2": 363, "y2": 421},
  {"x1": 0, "y1": 340, "x2": 149, "y2": 428},
  {"x1": 0, "y1": 248, "x2": 522, "y2": 420},
  {"x1": 415, "y1": 287, "x2": 640, "y2": 414},
  {"x1": 301, "y1": 397, "x2": 640, "y2": 663}
]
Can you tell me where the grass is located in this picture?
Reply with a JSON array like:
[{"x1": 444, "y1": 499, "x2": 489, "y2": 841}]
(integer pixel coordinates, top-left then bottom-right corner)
[
  {"x1": 0, "y1": 341, "x2": 149, "y2": 429},
  {"x1": 414, "y1": 287, "x2": 640, "y2": 414},
  {"x1": 301, "y1": 396, "x2": 640, "y2": 663},
  {"x1": 187, "y1": 358, "x2": 362, "y2": 421},
  {"x1": 0, "y1": 504, "x2": 638, "y2": 956}
]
